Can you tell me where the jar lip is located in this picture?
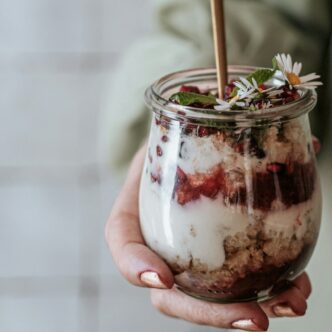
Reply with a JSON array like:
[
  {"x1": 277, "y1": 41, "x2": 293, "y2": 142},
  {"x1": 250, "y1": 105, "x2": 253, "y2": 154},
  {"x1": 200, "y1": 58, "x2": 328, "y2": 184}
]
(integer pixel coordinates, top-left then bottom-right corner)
[{"x1": 145, "y1": 66, "x2": 317, "y2": 124}]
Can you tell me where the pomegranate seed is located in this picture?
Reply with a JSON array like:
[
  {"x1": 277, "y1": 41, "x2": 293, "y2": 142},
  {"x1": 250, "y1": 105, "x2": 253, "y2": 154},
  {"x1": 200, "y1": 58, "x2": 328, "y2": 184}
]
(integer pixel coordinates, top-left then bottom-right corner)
[
  {"x1": 281, "y1": 86, "x2": 301, "y2": 104},
  {"x1": 198, "y1": 126, "x2": 209, "y2": 137},
  {"x1": 180, "y1": 85, "x2": 201, "y2": 94},
  {"x1": 150, "y1": 173, "x2": 161, "y2": 184},
  {"x1": 183, "y1": 124, "x2": 198, "y2": 135},
  {"x1": 267, "y1": 163, "x2": 285, "y2": 173},
  {"x1": 156, "y1": 145, "x2": 163, "y2": 157},
  {"x1": 161, "y1": 135, "x2": 169, "y2": 143}
]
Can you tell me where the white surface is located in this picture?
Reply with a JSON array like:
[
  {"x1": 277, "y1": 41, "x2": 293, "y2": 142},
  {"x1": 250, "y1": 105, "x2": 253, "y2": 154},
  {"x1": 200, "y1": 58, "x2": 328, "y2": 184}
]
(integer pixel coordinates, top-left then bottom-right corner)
[{"x1": 0, "y1": 0, "x2": 331, "y2": 331}]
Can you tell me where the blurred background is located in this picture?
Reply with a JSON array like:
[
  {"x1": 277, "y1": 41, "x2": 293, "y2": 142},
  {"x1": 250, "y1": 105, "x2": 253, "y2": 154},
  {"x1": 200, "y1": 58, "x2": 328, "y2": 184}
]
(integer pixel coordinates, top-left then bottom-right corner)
[{"x1": 0, "y1": 0, "x2": 331, "y2": 331}]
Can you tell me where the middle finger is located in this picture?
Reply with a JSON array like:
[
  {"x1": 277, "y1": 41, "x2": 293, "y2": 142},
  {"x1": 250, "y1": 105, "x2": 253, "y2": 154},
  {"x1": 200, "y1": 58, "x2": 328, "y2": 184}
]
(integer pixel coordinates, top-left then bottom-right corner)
[
  {"x1": 151, "y1": 288, "x2": 269, "y2": 331},
  {"x1": 259, "y1": 285, "x2": 307, "y2": 318}
]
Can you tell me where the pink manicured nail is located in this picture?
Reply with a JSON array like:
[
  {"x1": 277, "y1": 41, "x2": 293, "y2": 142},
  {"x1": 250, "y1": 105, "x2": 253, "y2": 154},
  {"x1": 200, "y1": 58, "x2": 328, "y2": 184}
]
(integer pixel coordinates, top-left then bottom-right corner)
[
  {"x1": 140, "y1": 271, "x2": 167, "y2": 289},
  {"x1": 273, "y1": 305, "x2": 298, "y2": 317},
  {"x1": 232, "y1": 319, "x2": 264, "y2": 331}
]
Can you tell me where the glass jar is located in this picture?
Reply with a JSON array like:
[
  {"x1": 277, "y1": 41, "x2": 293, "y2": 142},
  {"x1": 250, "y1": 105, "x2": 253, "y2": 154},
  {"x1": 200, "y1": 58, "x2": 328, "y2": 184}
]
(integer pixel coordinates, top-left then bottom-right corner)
[{"x1": 139, "y1": 67, "x2": 322, "y2": 303}]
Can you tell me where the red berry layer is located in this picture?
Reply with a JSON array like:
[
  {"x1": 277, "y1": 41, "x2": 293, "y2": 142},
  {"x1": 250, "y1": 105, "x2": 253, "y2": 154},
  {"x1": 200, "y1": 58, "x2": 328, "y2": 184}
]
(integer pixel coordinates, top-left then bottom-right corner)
[{"x1": 173, "y1": 161, "x2": 316, "y2": 210}]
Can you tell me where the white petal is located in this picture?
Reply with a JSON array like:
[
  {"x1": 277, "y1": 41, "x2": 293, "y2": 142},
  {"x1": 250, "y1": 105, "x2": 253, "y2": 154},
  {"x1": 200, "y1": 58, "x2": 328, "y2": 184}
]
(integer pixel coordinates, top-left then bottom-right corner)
[
  {"x1": 286, "y1": 54, "x2": 293, "y2": 73},
  {"x1": 275, "y1": 57, "x2": 284, "y2": 71},
  {"x1": 275, "y1": 54, "x2": 282, "y2": 64},
  {"x1": 234, "y1": 81, "x2": 246, "y2": 91},
  {"x1": 293, "y1": 62, "x2": 302, "y2": 76},
  {"x1": 303, "y1": 81, "x2": 323, "y2": 85},
  {"x1": 240, "y1": 77, "x2": 253, "y2": 90},
  {"x1": 275, "y1": 54, "x2": 287, "y2": 78},
  {"x1": 300, "y1": 73, "x2": 321, "y2": 83},
  {"x1": 278, "y1": 53, "x2": 286, "y2": 70},
  {"x1": 280, "y1": 53, "x2": 287, "y2": 66},
  {"x1": 215, "y1": 98, "x2": 232, "y2": 111},
  {"x1": 261, "y1": 86, "x2": 275, "y2": 93},
  {"x1": 298, "y1": 82, "x2": 323, "y2": 88},
  {"x1": 281, "y1": 53, "x2": 288, "y2": 71},
  {"x1": 298, "y1": 85, "x2": 319, "y2": 90},
  {"x1": 239, "y1": 88, "x2": 256, "y2": 99},
  {"x1": 276, "y1": 69, "x2": 287, "y2": 81}
]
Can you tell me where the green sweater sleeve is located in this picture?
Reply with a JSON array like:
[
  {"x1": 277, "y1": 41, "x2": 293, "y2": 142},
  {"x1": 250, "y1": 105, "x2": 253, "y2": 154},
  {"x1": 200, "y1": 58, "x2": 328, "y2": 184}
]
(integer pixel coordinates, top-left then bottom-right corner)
[{"x1": 101, "y1": 0, "x2": 331, "y2": 172}]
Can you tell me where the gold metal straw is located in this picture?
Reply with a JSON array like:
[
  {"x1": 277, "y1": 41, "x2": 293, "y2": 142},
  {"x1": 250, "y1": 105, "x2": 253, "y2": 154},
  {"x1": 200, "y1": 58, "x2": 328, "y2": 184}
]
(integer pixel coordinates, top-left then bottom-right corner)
[{"x1": 210, "y1": 0, "x2": 228, "y2": 99}]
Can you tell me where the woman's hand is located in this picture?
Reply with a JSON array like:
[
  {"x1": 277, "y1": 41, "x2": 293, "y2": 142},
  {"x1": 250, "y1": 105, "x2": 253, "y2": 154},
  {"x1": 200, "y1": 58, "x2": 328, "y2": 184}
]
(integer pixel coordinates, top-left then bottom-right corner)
[{"x1": 105, "y1": 138, "x2": 319, "y2": 331}]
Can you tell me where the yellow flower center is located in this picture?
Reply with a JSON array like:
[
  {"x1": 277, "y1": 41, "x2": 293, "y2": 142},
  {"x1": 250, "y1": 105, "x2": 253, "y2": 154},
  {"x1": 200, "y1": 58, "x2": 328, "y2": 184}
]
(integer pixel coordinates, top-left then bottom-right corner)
[
  {"x1": 230, "y1": 95, "x2": 239, "y2": 104},
  {"x1": 287, "y1": 73, "x2": 301, "y2": 85}
]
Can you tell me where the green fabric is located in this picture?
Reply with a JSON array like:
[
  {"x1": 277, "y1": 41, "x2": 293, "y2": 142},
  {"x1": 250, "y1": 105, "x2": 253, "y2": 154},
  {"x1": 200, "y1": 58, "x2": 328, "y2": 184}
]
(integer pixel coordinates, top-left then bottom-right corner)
[{"x1": 102, "y1": 0, "x2": 331, "y2": 172}]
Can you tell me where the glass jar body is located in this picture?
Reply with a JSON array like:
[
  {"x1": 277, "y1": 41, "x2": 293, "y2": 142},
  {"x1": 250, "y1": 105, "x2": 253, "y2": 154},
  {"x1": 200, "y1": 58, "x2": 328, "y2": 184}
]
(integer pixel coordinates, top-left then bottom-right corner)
[{"x1": 139, "y1": 69, "x2": 322, "y2": 302}]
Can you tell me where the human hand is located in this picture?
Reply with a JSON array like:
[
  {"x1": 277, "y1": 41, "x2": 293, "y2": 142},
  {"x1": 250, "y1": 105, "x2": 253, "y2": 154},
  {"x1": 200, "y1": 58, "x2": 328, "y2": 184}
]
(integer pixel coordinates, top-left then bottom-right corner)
[{"x1": 105, "y1": 137, "x2": 320, "y2": 331}]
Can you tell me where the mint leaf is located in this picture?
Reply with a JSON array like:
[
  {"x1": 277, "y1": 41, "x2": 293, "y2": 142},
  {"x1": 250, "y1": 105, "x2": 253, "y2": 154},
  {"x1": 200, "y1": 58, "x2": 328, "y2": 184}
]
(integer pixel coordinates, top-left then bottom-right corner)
[
  {"x1": 272, "y1": 57, "x2": 278, "y2": 71},
  {"x1": 246, "y1": 68, "x2": 276, "y2": 86},
  {"x1": 170, "y1": 92, "x2": 217, "y2": 106},
  {"x1": 247, "y1": 56, "x2": 279, "y2": 85}
]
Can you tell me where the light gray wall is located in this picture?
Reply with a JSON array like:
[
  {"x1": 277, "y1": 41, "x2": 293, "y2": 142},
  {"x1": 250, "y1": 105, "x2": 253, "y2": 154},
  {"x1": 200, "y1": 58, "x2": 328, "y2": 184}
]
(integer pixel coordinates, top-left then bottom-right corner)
[{"x1": 0, "y1": 1, "x2": 331, "y2": 331}]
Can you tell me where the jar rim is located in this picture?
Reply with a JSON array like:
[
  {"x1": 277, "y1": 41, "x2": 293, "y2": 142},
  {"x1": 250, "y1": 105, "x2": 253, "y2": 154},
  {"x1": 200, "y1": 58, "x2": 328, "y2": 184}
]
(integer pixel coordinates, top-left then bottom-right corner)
[{"x1": 145, "y1": 66, "x2": 317, "y2": 125}]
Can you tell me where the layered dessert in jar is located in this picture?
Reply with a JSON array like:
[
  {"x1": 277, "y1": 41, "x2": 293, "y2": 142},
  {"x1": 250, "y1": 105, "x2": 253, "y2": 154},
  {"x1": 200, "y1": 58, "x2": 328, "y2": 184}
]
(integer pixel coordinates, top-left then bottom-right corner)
[{"x1": 139, "y1": 55, "x2": 323, "y2": 302}]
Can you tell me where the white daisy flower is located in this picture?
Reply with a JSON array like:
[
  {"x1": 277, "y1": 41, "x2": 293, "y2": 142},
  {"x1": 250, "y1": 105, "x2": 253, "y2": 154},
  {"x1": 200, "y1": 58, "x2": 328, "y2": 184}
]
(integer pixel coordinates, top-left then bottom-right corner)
[
  {"x1": 233, "y1": 77, "x2": 258, "y2": 99},
  {"x1": 275, "y1": 53, "x2": 323, "y2": 89}
]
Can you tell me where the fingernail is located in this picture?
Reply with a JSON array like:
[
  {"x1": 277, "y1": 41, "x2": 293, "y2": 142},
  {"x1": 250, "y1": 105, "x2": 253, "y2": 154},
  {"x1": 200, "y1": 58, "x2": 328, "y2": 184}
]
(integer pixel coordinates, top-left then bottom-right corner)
[
  {"x1": 273, "y1": 305, "x2": 298, "y2": 317},
  {"x1": 232, "y1": 319, "x2": 264, "y2": 331},
  {"x1": 140, "y1": 271, "x2": 167, "y2": 289}
]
